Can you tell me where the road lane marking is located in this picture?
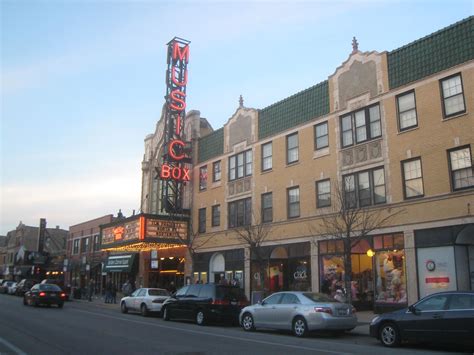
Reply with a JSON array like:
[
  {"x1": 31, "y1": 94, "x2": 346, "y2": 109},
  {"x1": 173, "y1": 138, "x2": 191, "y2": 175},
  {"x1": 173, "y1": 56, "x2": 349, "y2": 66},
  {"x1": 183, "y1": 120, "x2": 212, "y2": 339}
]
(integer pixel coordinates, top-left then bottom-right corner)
[
  {"x1": 0, "y1": 336, "x2": 28, "y2": 355},
  {"x1": 72, "y1": 309, "x2": 353, "y2": 355}
]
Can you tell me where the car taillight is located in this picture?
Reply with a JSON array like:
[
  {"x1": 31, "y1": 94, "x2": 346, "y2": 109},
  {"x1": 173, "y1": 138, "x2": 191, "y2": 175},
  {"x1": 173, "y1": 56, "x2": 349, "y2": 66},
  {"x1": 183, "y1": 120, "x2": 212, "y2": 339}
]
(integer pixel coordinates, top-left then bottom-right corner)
[
  {"x1": 39, "y1": 292, "x2": 46, "y2": 297},
  {"x1": 314, "y1": 307, "x2": 333, "y2": 314},
  {"x1": 60, "y1": 293, "x2": 66, "y2": 298},
  {"x1": 212, "y1": 299, "x2": 230, "y2": 305},
  {"x1": 152, "y1": 299, "x2": 164, "y2": 303}
]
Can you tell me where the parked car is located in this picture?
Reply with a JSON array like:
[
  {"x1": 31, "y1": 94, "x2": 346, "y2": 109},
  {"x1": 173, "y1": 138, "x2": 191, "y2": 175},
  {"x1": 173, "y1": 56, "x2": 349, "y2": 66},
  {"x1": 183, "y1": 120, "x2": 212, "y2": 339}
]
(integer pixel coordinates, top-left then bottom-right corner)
[
  {"x1": 23, "y1": 283, "x2": 66, "y2": 308},
  {"x1": 161, "y1": 283, "x2": 248, "y2": 325},
  {"x1": 369, "y1": 291, "x2": 474, "y2": 348},
  {"x1": 7, "y1": 282, "x2": 18, "y2": 295},
  {"x1": 0, "y1": 280, "x2": 13, "y2": 293},
  {"x1": 239, "y1": 291, "x2": 357, "y2": 337},
  {"x1": 15, "y1": 279, "x2": 38, "y2": 296},
  {"x1": 120, "y1": 288, "x2": 170, "y2": 316}
]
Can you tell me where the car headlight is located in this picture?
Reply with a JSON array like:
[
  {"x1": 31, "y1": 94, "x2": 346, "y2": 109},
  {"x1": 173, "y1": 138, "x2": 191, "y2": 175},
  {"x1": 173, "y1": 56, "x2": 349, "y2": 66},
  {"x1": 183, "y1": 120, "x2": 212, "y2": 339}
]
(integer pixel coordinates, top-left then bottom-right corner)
[{"x1": 370, "y1": 316, "x2": 380, "y2": 325}]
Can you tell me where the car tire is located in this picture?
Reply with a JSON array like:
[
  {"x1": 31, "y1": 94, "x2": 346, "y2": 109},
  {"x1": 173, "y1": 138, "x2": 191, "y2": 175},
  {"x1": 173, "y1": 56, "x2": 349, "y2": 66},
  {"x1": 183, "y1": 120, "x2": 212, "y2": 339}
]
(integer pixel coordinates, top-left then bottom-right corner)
[
  {"x1": 196, "y1": 310, "x2": 206, "y2": 326},
  {"x1": 379, "y1": 322, "x2": 401, "y2": 347},
  {"x1": 241, "y1": 313, "x2": 255, "y2": 331},
  {"x1": 140, "y1": 304, "x2": 149, "y2": 317},
  {"x1": 292, "y1": 316, "x2": 308, "y2": 337},
  {"x1": 121, "y1": 302, "x2": 128, "y2": 314},
  {"x1": 162, "y1": 307, "x2": 170, "y2": 321}
]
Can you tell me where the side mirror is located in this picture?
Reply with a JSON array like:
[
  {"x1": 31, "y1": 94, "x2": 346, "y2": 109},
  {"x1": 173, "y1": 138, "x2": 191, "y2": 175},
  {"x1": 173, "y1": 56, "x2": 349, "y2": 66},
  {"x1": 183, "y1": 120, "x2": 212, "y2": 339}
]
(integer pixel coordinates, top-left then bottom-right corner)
[{"x1": 408, "y1": 305, "x2": 420, "y2": 315}]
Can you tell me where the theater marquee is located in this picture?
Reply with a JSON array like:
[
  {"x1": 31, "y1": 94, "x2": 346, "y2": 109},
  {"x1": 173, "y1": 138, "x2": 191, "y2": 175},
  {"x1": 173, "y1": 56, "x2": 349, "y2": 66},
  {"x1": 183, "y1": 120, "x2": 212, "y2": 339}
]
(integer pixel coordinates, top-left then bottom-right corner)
[{"x1": 101, "y1": 214, "x2": 188, "y2": 252}]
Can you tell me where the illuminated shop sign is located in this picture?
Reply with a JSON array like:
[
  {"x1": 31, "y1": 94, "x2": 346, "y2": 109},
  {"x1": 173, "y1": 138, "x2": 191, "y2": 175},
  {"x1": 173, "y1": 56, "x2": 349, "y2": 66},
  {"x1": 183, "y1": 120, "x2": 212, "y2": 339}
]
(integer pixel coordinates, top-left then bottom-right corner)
[
  {"x1": 159, "y1": 38, "x2": 191, "y2": 184},
  {"x1": 102, "y1": 216, "x2": 188, "y2": 246}
]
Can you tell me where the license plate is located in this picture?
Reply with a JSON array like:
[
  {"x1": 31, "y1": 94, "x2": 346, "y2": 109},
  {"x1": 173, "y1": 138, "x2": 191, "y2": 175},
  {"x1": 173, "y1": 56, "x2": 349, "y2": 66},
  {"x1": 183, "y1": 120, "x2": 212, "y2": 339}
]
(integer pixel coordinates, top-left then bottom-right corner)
[
  {"x1": 338, "y1": 309, "x2": 347, "y2": 316},
  {"x1": 50, "y1": 293, "x2": 56, "y2": 296},
  {"x1": 231, "y1": 301, "x2": 237, "y2": 305}
]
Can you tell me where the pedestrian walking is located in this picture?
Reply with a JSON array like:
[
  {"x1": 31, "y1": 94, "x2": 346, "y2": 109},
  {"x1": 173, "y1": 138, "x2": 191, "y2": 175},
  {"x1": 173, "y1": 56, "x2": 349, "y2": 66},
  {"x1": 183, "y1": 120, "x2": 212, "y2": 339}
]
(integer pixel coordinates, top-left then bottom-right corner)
[
  {"x1": 88, "y1": 279, "x2": 94, "y2": 302},
  {"x1": 111, "y1": 283, "x2": 117, "y2": 304},
  {"x1": 105, "y1": 281, "x2": 112, "y2": 303}
]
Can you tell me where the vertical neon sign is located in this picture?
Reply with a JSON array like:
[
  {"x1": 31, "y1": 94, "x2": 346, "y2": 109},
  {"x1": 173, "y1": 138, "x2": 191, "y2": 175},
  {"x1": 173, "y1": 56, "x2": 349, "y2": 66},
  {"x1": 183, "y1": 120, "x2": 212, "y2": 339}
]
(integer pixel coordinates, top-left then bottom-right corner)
[{"x1": 159, "y1": 37, "x2": 191, "y2": 213}]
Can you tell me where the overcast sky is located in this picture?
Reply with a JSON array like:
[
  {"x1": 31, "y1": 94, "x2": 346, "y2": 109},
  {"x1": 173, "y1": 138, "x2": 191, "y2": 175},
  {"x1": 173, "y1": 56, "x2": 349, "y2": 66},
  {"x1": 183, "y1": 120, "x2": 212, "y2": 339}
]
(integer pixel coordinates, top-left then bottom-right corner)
[{"x1": 1, "y1": 0, "x2": 472, "y2": 235}]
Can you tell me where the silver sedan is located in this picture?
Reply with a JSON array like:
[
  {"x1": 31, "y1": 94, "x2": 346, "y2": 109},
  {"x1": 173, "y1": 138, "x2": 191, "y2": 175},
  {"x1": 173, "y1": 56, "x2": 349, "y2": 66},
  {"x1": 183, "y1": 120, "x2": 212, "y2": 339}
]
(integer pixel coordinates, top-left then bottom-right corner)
[
  {"x1": 239, "y1": 291, "x2": 357, "y2": 337},
  {"x1": 120, "y1": 288, "x2": 170, "y2": 317}
]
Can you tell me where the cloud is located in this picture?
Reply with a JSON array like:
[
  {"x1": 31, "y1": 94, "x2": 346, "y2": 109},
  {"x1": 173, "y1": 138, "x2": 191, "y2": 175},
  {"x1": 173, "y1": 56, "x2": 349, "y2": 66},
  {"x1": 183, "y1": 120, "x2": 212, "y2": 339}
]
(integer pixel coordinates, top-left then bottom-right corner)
[{"x1": 0, "y1": 169, "x2": 141, "y2": 234}]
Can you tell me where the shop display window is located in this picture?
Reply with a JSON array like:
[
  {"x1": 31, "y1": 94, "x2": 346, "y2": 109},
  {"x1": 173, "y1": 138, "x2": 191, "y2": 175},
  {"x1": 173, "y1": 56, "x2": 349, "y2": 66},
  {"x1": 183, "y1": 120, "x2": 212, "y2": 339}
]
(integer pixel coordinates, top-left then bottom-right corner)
[
  {"x1": 374, "y1": 250, "x2": 407, "y2": 304},
  {"x1": 320, "y1": 255, "x2": 345, "y2": 298}
]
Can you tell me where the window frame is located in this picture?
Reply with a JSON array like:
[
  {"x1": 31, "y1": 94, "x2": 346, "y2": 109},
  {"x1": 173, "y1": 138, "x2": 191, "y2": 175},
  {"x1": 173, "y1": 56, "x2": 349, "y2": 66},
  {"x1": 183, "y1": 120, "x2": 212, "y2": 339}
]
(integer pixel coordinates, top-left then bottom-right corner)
[
  {"x1": 211, "y1": 205, "x2": 220, "y2": 227},
  {"x1": 314, "y1": 121, "x2": 329, "y2": 150},
  {"x1": 198, "y1": 208, "x2": 206, "y2": 233},
  {"x1": 340, "y1": 103, "x2": 382, "y2": 148},
  {"x1": 440, "y1": 73, "x2": 466, "y2": 119},
  {"x1": 396, "y1": 90, "x2": 418, "y2": 131},
  {"x1": 261, "y1": 192, "x2": 273, "y2": 223},
  {"x1": 447, "y1": 145, "x2": 473, "y2": 191},
  {"x1": 261, "y1": 142, "x2": 273, "y2": 172},
  {"x1": 316, "y1": 179, "x2": 331, "y2": 208},
  {"x1": 212, "y1": 161, "x2": 221, "y2": 182},
  {"x1": 228, "y1": 197, "x2": 252, "y2": 228},
  {"x1": 228, "y1": 150, "x2": 252, "y2": 181},
  {"x1": 73, "y1": 239, "x2": 80, "y2": 255},
  {"x1": 199, "y1": 165, "x2": 208, "y2": 191},
  {"x1": 286, "y1": 133, "x2": 299, "y2": 165},
  {"x1": 343, "y1": 167, "x2": 386, "y2": 208},
  {"x1": 287, "y1": 186, "x2": 300, "y2": 219},
  {"x1": 401, "y1": 157, "x2": 424, "y2": 199}
]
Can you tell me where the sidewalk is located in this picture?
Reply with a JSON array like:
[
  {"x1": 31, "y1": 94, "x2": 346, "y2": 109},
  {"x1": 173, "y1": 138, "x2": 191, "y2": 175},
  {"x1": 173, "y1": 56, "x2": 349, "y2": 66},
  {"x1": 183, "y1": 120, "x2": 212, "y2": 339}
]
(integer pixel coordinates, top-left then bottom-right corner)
[{"x1": 71, "y1": 296, "x2": 375, "y2": 337}]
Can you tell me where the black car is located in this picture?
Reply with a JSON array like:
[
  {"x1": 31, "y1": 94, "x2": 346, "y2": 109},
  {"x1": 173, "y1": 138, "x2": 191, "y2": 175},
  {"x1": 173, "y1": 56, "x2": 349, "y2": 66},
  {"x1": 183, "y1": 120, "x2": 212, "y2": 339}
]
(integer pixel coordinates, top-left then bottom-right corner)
[
  {"x1": 23, "y1": 283, "x2": 66, "y2": 308},
  {"x1": 370, "y1": 291, "x2": 474, "y2": 349},
  {"x1": 161, "y1": 283, "x2": 248, "y2": 325}
]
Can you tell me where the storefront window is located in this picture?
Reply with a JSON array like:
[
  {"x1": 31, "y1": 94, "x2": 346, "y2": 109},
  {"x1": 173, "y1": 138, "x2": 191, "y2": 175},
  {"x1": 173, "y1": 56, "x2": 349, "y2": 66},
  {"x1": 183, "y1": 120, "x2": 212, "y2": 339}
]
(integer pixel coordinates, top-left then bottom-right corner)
[
  {"x1": 288, "y1": 259, "x2": 311, "y2": 291},
  {"x1": 374, "y1": 250, "x2": 407, "y2": 304},
  {"x1": 320, "y1": 255, "x2": 345, "y2": 298}
]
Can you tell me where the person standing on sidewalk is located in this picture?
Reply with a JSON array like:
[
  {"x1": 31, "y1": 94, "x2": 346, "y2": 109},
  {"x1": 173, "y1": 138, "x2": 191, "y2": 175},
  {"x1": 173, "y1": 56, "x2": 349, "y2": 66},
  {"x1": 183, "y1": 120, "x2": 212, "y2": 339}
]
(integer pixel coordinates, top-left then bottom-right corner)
[
  {"x1": 105, "y1": 281, "x2": 112, "y2": 303},
  {"x1": 88, "y1": 279, "x2": 94, "y2": 302},
  {"x1": 111, "y1": 283, "x2": 117, "y2": 304}
]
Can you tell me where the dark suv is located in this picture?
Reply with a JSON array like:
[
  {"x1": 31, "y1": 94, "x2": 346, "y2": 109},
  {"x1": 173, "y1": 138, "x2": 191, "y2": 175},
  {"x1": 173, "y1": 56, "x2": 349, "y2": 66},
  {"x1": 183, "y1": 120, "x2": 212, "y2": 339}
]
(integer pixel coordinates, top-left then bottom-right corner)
[{"x1": 161, "y1": 283, "x2": 248, "y2": 326}]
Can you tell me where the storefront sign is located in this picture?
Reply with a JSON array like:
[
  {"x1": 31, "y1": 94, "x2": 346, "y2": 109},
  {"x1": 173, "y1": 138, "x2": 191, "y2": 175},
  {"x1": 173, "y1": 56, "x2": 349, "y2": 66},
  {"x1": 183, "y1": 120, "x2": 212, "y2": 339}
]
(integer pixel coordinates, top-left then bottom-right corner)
[{"x1": 417, "y1": 246, "x2": 457, "y2": 298}]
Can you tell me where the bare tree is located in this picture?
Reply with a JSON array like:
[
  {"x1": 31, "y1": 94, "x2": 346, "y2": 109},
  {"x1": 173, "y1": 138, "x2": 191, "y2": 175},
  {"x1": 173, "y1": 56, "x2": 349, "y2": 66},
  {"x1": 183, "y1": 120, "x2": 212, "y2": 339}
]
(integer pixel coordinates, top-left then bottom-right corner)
[
  {"x1": 234, "y1": 212, "x2": 272, "y2": 298},
  {"x1": 312, "y1": 179, "x2": 404, "y2": 307}
]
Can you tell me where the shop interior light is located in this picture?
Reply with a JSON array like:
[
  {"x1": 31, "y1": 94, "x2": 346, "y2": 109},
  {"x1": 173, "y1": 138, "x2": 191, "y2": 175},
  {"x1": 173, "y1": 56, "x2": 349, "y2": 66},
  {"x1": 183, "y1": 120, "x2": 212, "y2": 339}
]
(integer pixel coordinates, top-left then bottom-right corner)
[
  {"x1": 102, "y1": 242, "x2": 186, "y2": 252},
  {"x1": 169, "y1": 257, "x2": 174, "y2": 260},
  {"x1": 367, "y1": 249, "x2": 375, "y2": 257}
]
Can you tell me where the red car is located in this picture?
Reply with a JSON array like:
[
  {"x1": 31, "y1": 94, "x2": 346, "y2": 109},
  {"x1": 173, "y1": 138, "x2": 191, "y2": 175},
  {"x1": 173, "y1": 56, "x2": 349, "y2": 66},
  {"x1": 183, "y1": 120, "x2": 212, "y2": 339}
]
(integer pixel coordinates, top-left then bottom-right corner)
[{"x1": 23, "y1": 283, "x2": 66, "y2": 308}]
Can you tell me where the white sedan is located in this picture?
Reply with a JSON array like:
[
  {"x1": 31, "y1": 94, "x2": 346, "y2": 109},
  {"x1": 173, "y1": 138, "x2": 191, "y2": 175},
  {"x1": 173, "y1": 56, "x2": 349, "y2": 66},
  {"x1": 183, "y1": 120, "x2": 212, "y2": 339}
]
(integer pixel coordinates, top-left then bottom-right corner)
[
  {"x1": 120, "y1": 288, "x2": 170, "y2": 317},
  {"x1": 7, "y1": 282, "x2": 18, "y2": 295}
]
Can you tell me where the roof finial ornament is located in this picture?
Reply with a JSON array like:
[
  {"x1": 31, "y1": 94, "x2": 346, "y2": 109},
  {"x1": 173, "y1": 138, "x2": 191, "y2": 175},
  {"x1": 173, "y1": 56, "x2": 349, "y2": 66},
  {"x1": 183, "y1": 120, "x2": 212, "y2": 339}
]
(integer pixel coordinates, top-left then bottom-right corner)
[
  {"x1": 239, "y1": 95, "x2": 244, "y2": 108},
  {"x1": 352, "y1": 36, "x2": 359, "y2": 54}
]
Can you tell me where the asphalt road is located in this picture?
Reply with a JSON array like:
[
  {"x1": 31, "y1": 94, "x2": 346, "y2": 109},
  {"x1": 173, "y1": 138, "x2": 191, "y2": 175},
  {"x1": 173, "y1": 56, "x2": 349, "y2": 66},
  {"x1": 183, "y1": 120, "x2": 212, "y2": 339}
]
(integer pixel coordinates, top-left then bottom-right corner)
[{"x1": 0, "y1": 294, "x2": 469, "y2": 355}]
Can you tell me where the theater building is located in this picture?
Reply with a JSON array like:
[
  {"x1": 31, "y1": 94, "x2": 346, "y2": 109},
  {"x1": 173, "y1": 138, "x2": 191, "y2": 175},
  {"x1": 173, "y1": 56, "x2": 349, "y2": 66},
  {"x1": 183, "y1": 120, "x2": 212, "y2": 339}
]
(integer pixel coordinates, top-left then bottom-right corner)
[{"x1": 190, "y1": 17, "x2": 473, "y2": 311}]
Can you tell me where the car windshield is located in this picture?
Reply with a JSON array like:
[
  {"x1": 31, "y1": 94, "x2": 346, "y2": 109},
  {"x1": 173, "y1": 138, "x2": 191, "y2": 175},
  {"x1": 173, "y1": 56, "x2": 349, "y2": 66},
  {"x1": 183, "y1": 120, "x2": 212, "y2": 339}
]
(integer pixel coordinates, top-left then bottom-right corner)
[
  {"x1": 216, "y1": 286, "x2": 246, "y2": 300},
  {"x1": 302, "y1": 292, "x2": 336, "y2": 303},
  {"x1": 40, "y1": 284, "x2": 62, "y2": 291},
  {"x1": 148, "y1": 289, "x2": 169, "y2": 296}
]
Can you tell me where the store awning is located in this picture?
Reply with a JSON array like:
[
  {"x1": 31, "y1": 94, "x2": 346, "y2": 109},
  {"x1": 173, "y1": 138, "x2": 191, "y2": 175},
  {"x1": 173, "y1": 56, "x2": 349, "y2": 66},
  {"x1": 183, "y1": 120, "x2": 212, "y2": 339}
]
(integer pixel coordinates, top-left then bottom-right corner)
[{"x1": 104, "y1": 254, "x2": 136, "y2": 273}]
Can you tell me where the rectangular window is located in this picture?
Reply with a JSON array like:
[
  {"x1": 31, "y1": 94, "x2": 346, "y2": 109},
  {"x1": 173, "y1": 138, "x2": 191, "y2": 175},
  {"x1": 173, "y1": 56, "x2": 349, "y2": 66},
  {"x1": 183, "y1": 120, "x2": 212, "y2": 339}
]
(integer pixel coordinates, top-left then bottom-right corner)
[
  {"x1": 287, "y1": 186, "x2": 300, "y2": 218},
  {"x1": 228, "y1": 150, "x2": 252, "y2": 181},
  {"x1": 80, "y1": 237, "x2": 89, "y2": 254},
  {"x1": 261, "y1": 142, "x2": 272, "y2": 171},
  {"x1": 211, "y1": 205, "x2": 220, "y2": 227},
  {"x1": 199, "y1": 166, "x2": 207, "y2": 190},
  {"x1": 316, "y1": 179, "x2": 331, "y2": 208},
  {"x1": 73, "y1": 239, "x2": 79, "y2": 254},
  {"x1": 198, "y1": 208, "x2": 206, "y2": 233},
  {"x1": 228, "y1": 198, "x2": 251, "y2": 228},
  {"x1": 212, "y1": 161, "x2": 221, "y2": 182},
  {"x1": 315, "y1": 122, "x2": 329, "y2": 150},
  {"x1": 93, "y1": 235, "x2": 100, "y2": 251},
  {"x1": 448, "y1": 146, "x2": 473, "y2": 190},
  {"x1": 340, "y1": 104, "x2": 381, "y2": 148},
  {"x1": 343, "y1": 167, "x2": 386, "y2": 208},
  {"x1": 261, "y1": 192, "x2": 273, "y2": 223},
  {"x1": 440, "y1": 74, "x2": 466, "y2": 118},
  {"x1": 402, "y1": 158, "x2": 424, "y2": 198},
  {"x1": 397, "y1": 90, "x2": 417, "y2": 131},
  {"x1": 286, "y1": 133, "x2": 299, "y2": 164}
]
